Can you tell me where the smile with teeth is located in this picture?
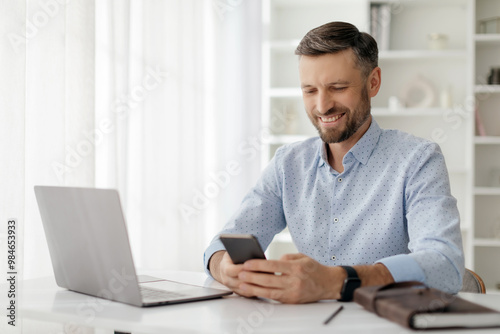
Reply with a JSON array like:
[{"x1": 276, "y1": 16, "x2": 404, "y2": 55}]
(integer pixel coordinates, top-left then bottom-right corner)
[{"x1": 320, "y1": 113, "x2": 345, "y2": 123}]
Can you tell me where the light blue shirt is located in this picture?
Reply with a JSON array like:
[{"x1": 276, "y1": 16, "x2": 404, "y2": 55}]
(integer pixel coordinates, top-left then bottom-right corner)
[{"x1": 204, "y1": 119, "x2": 464, "y2": 293}]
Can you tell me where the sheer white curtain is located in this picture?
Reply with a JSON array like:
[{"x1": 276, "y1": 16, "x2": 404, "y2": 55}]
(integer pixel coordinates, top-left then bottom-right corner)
[
  {"x1": 1, "y1": 0, "x2": 261, "y2": 280},
  {"x1": 95, "y1": 0, "x2": 262, "y2": 272},
  {"x1": 1, "y1": 0, "x2": 96, "y2": 280}
]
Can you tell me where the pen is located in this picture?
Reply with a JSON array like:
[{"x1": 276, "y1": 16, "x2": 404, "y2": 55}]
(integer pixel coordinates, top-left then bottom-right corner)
[{"x1": 323, "y1": 305, "x2": 344, "y2": 325}]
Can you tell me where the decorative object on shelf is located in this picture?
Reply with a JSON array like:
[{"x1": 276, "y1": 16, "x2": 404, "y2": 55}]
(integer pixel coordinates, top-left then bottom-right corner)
[
  {"x1": 475, "y1": 107, "x2": 487, "y2": 136},
  {"x1": 388, "y1": 96, "x2": 403, "y2": 112},
  {"x1": 439, "y1": 85, "x2": 453, "y2": 108},
  {"x1": 427, "y1": 33, "x2": 448, "y2": 50},
  {"x1": 478, "y1": 17, "x2": 500, "y2": 34},
  {"x1": 490, "y1": 168, "x2": 500, "y2": 188},
  {"x1": 487, "y1": 67, "x2": 500, "y2": 85},
  {"x1": 399, "y1": 75, "x2": 436, "y2": 108}
]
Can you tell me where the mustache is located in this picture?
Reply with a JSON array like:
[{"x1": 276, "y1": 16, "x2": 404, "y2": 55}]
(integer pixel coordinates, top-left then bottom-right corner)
[{"x1": 315, "y1": 106, "x2": 350, "y2": 117}]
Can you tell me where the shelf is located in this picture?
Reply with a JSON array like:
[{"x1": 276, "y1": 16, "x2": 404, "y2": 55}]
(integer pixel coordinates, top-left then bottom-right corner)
[
  {"x1": 268, "y1": 88, "x2": 302, "y2": 97},
  {"x1": 271, "y1": 0, "x2": 351, "y2": 7},
  {"x1": 371, "y1": 0, "x2": 467, "y2": 6},
  {"x1": 475, "y1": 85, "x2": 500, "y2": 94},
  {"x1": 475, "y1": 34, "x2": 500, "y2": 45},
  {"x1": 474, "y1": 187, "x2": 500, "y2": 195},
  {"x1": 474, "y1": 238, "x2": 500, "y2": 247},
  {"x1": 378, "y1": 50, "x2": 467, "y2": 61},
  {"x1": 474, "y1": 136, "x2": 500, "y2": 145}
]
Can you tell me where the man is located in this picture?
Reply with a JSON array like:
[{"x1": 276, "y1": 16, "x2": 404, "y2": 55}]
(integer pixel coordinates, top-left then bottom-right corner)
[{"x1": 203, "y1": 21, "x2": 464, "y2": 304}]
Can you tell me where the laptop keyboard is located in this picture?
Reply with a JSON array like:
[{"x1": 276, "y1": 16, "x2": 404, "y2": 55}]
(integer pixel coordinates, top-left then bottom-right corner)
[{"x1": 140, "y1": 286, "x2": 187, "y2": 302}]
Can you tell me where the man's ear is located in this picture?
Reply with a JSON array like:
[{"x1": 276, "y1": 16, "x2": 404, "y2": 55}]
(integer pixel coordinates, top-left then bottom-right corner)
[{"x1": 367, "y1": 67, "x2": 381, "y2": 98}]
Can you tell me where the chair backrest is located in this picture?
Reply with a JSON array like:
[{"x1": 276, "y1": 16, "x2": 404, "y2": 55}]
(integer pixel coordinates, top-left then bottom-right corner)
[{"x1": 460, "y1": 268, "x2": 486, "y2": 294}]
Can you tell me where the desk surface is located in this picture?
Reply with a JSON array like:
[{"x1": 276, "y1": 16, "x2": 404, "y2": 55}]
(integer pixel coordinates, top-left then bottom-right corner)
[{"x1": 16, "y1": 270, "x2": 500, "y2": 334}]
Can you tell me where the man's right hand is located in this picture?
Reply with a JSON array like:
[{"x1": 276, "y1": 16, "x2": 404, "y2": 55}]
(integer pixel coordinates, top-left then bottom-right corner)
[{"x1": 209, "y1": 250, "x2": 257, "y2": 298}]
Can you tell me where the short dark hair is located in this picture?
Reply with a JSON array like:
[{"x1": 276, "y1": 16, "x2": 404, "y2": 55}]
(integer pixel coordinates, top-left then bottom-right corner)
[{"x1": 295, "y1": 21, "x2": 378, "y2": 78}]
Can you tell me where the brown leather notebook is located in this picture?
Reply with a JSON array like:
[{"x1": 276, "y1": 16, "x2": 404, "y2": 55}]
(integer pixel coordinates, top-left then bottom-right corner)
[{"x1": 353, "y1": 281, "x2": 500, "y2": 330}]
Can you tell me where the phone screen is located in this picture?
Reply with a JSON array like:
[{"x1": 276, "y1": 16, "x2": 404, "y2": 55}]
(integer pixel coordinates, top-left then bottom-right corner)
[{"x1": 219, "y1": 234, "x2": 266, "y2": 264}]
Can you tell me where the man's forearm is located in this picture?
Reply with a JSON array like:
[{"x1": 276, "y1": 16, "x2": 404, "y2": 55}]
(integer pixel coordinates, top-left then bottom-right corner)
[
  {"x1": 353, "y1": 263, "x2": 395, "y2": 287},
  {"x1": 208, "y1": 250, "x2": 226, "y2": 283},
  {"x1": 318, "y1": 263, "x2": 396, "y2": 300},
  {"x1": 322, "y1": 263, "x2": 395, "y2": 299}
]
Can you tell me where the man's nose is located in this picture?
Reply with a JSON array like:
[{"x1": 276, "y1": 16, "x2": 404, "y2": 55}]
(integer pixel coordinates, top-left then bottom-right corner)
[{"x1": 316, "y1": 91, "x2": 333, "y2": 114}]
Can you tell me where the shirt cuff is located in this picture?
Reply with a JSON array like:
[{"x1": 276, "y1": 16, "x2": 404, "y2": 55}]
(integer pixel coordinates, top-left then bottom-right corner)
[
  {"x1": 376, "y1": 254, "x2": 426, "y2": 284},
  {"x1": 203, "y1": 239, "x2": 226, "y2": 277}
]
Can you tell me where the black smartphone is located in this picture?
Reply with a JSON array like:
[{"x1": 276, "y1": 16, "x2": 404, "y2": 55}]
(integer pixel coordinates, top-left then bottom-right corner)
[{"x1": 219, "y1": 234, "x2": 266, "y2": 264}]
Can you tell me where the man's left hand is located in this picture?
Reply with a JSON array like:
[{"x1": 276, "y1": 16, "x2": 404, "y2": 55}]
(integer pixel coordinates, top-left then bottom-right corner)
[{"x1": 237, "y1": 253, "x2": 345, "y2": 304}]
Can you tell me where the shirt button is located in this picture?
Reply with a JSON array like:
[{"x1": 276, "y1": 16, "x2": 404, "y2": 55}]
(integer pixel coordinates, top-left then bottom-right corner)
[
  {"x1": 334, "y1": 218, "x2": 339, "y2": 223},
  {"x1": 338, "y1": 178, "x2": 342, "y2": 182},
  {"x1": 331, "y1": 255, "x2": 337, "y2": 260}
]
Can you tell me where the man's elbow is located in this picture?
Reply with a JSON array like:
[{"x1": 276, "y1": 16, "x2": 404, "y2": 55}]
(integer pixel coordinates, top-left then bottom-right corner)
[{"x1": 430, "y1": 255, "x2": 464, "y2": 294}]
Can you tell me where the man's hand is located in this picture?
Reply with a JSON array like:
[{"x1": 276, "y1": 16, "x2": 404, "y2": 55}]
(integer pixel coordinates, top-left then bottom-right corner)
[
  {"x1": 237, "y1": 253, "x2": 344, "y2": 304},
  {"x1": 209, "y1": 250, "x2": 258, "y2": 298},
  {"x1": 210, "y1": 251, "x2": 395, "y2": 304}
]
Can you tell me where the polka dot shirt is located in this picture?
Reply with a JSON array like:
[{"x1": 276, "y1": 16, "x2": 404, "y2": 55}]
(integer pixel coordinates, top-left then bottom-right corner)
[{"x1": 204, "y1": 119, "x2": 464, "y2": 293}]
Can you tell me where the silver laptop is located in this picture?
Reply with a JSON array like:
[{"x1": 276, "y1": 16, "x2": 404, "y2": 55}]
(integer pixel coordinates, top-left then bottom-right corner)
[{"x1": 34, "y1": 186, "x2": 232, "y2": 307}]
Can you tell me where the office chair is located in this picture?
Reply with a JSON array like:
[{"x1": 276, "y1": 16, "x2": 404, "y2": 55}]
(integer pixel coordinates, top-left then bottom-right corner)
[{"x1": 460, "y1": 268, "x2": 486, "y2": 294}]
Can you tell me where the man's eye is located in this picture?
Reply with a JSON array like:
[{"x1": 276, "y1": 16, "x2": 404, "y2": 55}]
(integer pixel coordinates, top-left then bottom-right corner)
[
  {"x1": 304, "y1": 90, "x2": 316, "y2": 94},
  {"x1": 333, "y1": 87, "x2": 346, "y2": 91}
]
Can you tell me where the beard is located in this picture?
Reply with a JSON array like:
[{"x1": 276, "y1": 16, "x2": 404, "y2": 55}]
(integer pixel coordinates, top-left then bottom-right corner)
[{"x1": 308, "y1": 86, "x2": 371, "y2": 144}]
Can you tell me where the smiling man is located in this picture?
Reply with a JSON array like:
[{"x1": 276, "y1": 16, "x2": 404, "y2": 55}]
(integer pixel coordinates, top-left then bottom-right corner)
[{"x1": 203, "y1": 22, "x2": 464, "y2": 304}]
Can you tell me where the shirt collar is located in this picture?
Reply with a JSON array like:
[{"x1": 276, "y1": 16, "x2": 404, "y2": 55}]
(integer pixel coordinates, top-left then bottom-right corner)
[
  {"x1": 317, "y1": 118, "x2": 382, "y2": 168},
  {"x1": 318, "y1": 140, "x2": 328, "y2": 168},
  {"x1": 349, "y1": 118, "x2": 382, "y2": 165}
]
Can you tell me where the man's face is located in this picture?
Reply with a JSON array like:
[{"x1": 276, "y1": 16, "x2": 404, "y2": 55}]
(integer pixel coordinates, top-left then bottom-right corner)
[{"x1": 299, "y1": 50, "x2": 372, "y2": 144}]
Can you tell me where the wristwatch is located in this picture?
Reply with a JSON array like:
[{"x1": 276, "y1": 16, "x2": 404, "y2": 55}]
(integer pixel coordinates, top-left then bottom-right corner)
[{"x1": 338, "y1": 266, "x2": 361, "y2": 301}]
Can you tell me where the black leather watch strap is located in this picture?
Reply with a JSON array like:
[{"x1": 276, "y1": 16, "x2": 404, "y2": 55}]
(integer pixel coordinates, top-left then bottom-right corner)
[
  {"x1": 339, "y1": 265, "x2": 361, "y2": 302},
  {"x1": 341, "y1": 265, "x2": 358, "y2": 279}
]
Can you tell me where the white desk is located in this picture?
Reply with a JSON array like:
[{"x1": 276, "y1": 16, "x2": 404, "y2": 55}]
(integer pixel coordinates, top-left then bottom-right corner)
[{"x1": 15, "y1": 271, "x2": 500, "y2": 334}]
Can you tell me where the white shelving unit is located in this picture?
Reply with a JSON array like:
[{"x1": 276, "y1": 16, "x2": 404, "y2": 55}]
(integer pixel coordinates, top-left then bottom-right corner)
[
  {"x1": 261, "y1": 0, "x2": 500, "y2": 292},
  {"x1": 473, "y1": 0, "x2": 500, "y2": 293}
]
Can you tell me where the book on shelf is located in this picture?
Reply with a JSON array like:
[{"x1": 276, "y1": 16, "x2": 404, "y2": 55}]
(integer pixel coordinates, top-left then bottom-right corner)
[
  {"x1": 370, "y1": 4, "x2": 391, "y2": 51},
  {"x1": 475, "y1": 107, "x2": 487, "y2": 136},
  {"x1": 354, "y1": 281, "x2": 500, "y2": 330}
]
